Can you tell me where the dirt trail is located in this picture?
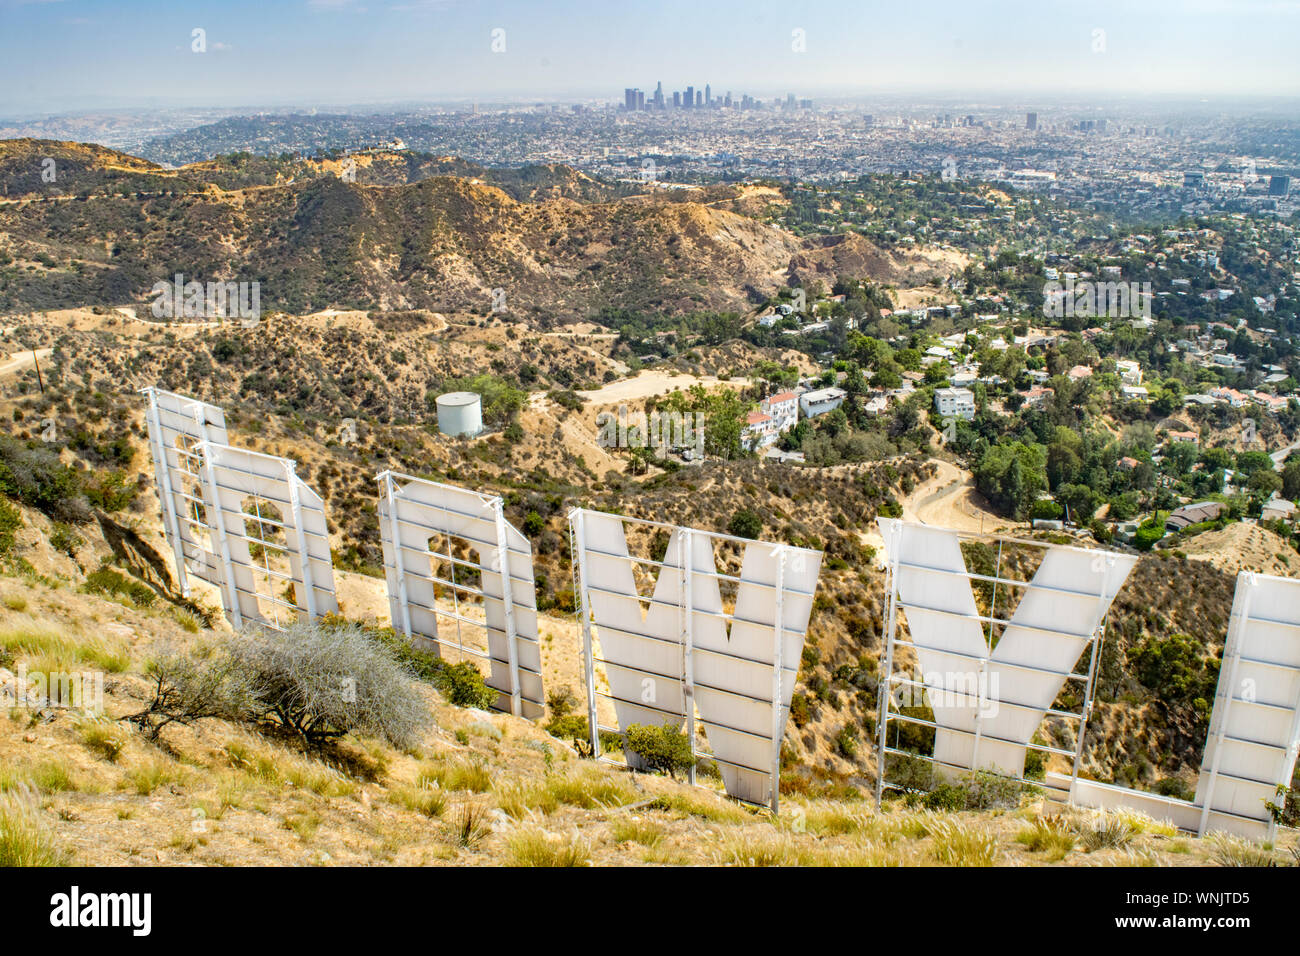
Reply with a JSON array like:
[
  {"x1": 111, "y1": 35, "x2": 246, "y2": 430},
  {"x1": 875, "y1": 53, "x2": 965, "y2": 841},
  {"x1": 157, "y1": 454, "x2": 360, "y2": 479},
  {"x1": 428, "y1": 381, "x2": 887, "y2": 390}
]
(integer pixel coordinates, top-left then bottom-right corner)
[
  {"x1": 0, "y1": 347, "x2": 52, "y2": 377},
  {"x1": 904, "y1": 458, "x2": 1005, "y2": 533},
  {"x1": 860, "y1": 457, "x2": 1008, "y2": 564}
]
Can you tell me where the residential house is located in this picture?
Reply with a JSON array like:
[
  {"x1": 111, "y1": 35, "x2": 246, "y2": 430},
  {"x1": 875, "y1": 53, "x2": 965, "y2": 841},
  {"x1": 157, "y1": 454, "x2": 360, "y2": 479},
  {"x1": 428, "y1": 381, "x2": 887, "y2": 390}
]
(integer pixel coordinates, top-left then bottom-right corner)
[
  {"x1": 799, "y1": 387, "x2": 847, "y2": 419},
  {"x1": 1166, "y1": 501, "x2": 1225, "y2": 531},
  {"x1": 761, "y1": 391, "x2": 798, "y2": 434},
  {"x1": 1116, "y1": 360, "x2": 1143, "y2": 386},
  {"x1": 934, "y1": 387, "x2": 976, "y2": 420},
  {"x1": 1262, "y1": 496, "x2": 1296, "y2": 525},
  {"x1": 741, "y1": 410, "x2": 776, "y2": 450}
]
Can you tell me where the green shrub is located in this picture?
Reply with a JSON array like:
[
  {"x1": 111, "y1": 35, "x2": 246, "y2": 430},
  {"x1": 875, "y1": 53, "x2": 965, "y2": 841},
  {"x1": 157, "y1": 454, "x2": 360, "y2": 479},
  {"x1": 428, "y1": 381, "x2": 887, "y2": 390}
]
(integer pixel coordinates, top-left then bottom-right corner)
[
  {"x1": 1134, "y1": 514, "x2": 1167, "y2": 552},
  {"x1": 48, "y1": 523, "x2": 82, "y2": 557},
  {"x1": 623, "y1": 723, "x2": 695, "y2": 779},
  {"x1": 0, "y1": 436, "x2": 89, "y2": 523},
  {"x1": 1128, "y1": 632, "x2": 1219, "y2": 734},
  {"x1": 835, "y1": 724, "x2": 859, "y2": 757},
  {"x1": 436, "y1": 661, "x2": 498, "y2": 710},
  {"x1": 0, "y1": 499, "x2": 21, "y2": 555},
  {"x1": 1023, "y1": 747, "x2": 1046, "y2": 780},
  {"x1": 360, "y1": 621, "x2": 496, "y2": 709},
  {"x1": 84, "y1": 471, "x2": 137, "y2": 513},
  {"x1": 726, "y1": 508, "x2": 763, "y2": 540},
  {"x1": 544, "y1": 714, "x2": 620, "y2": 756},
  {"x1": 919, "y1": 771, "x2": 1027, "y2": 810},
  {"x1": 83, "y1": 566, "x2": 156, "y2": 607}
]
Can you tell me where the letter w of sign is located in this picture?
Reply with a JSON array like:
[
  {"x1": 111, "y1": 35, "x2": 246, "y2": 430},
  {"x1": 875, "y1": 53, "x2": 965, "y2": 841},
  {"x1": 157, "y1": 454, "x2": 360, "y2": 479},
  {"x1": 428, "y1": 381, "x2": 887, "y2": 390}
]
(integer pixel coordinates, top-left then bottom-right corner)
[
  {"x1": 576, "y1": 511, "x2": 821, "y2": 805},
  {"x1": 878, "y1": 519, "x2": 1136, "y2": 778}
]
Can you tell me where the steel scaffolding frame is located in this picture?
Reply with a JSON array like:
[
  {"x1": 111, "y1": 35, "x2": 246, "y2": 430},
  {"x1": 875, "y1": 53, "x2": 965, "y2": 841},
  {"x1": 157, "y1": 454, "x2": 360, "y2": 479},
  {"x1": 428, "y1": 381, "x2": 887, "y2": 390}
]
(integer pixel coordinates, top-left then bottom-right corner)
[
  {"x1": 567, "y1": 507, "x2": 820, "y2": 813},
  {"x1": 377, "y1": 471, "x2": 543, "y2": 720},
  {"x1": 874, "y1": 519, "x2": 1129, "y2": 810}
]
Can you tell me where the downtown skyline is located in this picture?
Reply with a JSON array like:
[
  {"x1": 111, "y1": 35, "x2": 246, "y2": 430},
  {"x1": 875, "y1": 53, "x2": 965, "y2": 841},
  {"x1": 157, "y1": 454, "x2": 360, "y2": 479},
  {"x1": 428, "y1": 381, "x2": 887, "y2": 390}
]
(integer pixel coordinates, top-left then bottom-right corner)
[{"x1": 2, "y1": 0, "x2": 1300, "y2": 116}]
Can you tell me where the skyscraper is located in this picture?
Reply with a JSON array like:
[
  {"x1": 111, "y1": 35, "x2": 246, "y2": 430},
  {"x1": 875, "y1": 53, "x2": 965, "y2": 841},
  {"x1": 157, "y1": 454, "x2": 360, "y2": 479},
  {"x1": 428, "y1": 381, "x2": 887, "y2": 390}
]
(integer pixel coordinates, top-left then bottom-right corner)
[
  {"x1": 685, "y1": 85, "x2": 694, "y2": 108},
  {"x1": 705, "y1": 84, "x2": 711, "y2": 107},
  {"x1": 1026, "y1": 112, "x2": 1038, "y2": 131}
]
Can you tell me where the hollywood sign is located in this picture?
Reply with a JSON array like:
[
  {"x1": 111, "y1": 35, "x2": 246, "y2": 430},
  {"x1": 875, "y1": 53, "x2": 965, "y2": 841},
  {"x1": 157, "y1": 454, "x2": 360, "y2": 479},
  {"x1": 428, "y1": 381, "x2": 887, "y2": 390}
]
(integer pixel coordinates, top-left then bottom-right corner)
[{"x1": 141, "y1": 388, "x2": 1300, "y2": 831}]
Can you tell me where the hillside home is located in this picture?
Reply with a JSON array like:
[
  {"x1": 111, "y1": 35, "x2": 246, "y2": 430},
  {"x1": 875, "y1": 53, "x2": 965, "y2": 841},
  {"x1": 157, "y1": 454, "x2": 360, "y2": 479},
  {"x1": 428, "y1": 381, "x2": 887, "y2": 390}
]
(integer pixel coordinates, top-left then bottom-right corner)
[
  {"x1": 1116, "y1": 360, "x2": 1143, "y2": 386},
  {"x1": 1166, "y1": 501, "x2": 1225, "y2": 531},
  {"x1": 742, "y1": 410, "x2": 776, "y2": 450},
  {"x1": 799, "y1": 387, "x2": 847, "y2": 419},
  {"x1": 760, "y1": 391, "x2": 798, "y2": 433},
  {"x1": 934, "y1": 387, "x2": 976, "y2": 420},
  {"x1": 1262, "y1": 496, "x2": 1296, "y2": 525},
  {"x1": 1022, "y1": 386, "x2": 1054, "y2": 409}
]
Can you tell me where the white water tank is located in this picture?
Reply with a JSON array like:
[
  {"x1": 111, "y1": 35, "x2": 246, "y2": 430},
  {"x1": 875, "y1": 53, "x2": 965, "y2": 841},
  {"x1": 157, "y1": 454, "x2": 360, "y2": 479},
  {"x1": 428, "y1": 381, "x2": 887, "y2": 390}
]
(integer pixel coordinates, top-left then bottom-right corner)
[{"x1": 435, "y1": 391, "x2": 483, "y2": 437}]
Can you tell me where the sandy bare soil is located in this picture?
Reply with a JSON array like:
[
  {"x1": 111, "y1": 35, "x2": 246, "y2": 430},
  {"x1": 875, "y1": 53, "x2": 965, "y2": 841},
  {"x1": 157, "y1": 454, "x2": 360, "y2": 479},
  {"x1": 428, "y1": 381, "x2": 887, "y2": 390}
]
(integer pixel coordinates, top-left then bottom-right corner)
[
  {"x1": 903, "y1": 458, "x2": 1007, "y2": 534},
  {"x1": 577, "y1": 371, "x2": 751, "y2": 407},
  {"x1": 1181, "y1": 522, "x2": 1298, "y2": 578},
  {"x1": 0, "y1": 347, "x2": 52, "y2": 377}
]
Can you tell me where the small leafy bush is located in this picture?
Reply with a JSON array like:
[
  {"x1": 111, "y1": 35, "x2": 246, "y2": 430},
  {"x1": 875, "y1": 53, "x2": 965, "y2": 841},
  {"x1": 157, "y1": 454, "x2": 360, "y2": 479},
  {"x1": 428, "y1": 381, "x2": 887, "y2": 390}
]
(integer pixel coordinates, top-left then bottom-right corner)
[
  {"x1": 83, "y1": 566, "x2": 156, "y2": 608},
  {"x1": 622, "y1": 723, "x2": 695, "y2": 778}
]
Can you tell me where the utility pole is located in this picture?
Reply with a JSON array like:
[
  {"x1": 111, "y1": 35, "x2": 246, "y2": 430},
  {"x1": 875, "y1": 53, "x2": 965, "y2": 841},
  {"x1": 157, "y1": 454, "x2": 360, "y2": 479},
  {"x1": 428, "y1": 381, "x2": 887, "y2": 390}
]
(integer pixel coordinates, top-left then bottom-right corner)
[{"x1": 32, "y1": 349, "x2": 44, "y2": 394}]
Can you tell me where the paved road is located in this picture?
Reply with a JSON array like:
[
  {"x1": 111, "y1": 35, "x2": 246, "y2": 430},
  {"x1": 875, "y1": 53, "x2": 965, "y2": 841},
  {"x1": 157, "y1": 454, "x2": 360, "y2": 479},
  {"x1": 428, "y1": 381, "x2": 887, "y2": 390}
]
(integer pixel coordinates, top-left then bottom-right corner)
[{"x1": 1273, "y1": 439, "x2": 1300, "y2": 470}]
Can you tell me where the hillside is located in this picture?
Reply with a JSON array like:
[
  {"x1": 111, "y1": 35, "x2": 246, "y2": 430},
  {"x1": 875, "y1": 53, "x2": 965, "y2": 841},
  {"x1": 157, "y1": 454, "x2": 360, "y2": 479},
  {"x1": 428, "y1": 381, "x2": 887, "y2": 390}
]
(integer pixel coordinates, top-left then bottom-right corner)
[
  {"x1": 0, "y1": 139, "x2": 953, "y2": 319},
  {"x1": 1, "y1": 503, "x2": 1294, "y2": 868},
  {"x1": 0, "y1": 307, "x2": 1290, "y2": 807}
]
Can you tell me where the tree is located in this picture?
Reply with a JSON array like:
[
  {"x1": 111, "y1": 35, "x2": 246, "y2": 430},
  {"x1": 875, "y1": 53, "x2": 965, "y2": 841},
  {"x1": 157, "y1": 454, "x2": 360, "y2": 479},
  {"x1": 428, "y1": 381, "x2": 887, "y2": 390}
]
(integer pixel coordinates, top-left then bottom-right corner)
[
  {"x1": 974, "y1": 441, "x2": 1048, "y2": 518},
  {"x1": 1134, "y1": 514, "x2": 1167, "y2": 552},
  {"x1": 623, "y1": 723, "x2": 695, "y2": 778},
  {"x1": 727, "y1": 508, "x2": 762, "y2": 539},
  {"x1": 1283, "y1": 458, "x2": 1300, "y2": 500},
  {"x1": 1057, "y1": 483, "x2": 1098, "y2": 523}
]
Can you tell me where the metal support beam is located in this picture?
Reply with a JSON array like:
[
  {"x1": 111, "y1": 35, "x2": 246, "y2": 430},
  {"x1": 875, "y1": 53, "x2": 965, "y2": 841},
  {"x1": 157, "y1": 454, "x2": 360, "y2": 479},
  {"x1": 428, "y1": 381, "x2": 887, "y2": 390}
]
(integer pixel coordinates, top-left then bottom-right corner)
[
  {"x1": 770, "y1": 544, "x2": 787, "y2": 815},
  {"x1": 493, "y1": 498, "x2": 522, "y2": 718},
  {"x1": 379, "y1": 473, "x2": 414, "y2": 640},
  {"x1": 1199, "y1": 571, "x2": 1255, "y2": 837},
  {"x1": 198, "y1": 443, "x2": 242, "y2": 629},
  {"x1": 143, "y1": 388, "x2": 190, "y2": 598},
  {"x1": 572, "y1": 510, "x2": 600, "y2": 760},
  {"x1": 679, "y1": 528, "x2": 696, "y2": 786},
  {"x1": 1069, "y1": 554, "x2": 1113, "y2": 804},
  {"x1": 284, "y1": 459, "x2": 316, "y2": 621},
  {"x1": 875, "y1": 521, "x2": 902, "y2": 810}
]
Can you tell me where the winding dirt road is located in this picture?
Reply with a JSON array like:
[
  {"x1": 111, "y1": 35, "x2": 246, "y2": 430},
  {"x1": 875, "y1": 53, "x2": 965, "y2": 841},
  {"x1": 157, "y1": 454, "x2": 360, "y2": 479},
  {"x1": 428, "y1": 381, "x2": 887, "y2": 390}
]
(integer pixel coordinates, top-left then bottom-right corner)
[
  {"x1": 0, "y1": 347, "x2": 52, "y2": 378},
  {"x1": 903, "y1": 458, "x2": 1005, "y2": 533}
]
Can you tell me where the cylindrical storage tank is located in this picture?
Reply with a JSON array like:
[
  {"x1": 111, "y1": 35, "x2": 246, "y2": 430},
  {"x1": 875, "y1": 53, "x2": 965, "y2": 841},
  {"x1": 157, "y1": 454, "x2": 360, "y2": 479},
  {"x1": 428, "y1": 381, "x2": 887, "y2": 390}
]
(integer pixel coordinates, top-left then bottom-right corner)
[{"x1": 435, "y1": 391, "x2": 483, "y2": 437}]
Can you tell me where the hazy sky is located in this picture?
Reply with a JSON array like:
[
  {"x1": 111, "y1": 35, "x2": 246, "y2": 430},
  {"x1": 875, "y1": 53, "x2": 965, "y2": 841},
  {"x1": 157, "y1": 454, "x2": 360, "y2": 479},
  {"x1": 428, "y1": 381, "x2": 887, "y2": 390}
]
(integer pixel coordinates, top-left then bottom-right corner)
[{"x1": 2, "y1": 0, "x2": 1299, "y2": 114}]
